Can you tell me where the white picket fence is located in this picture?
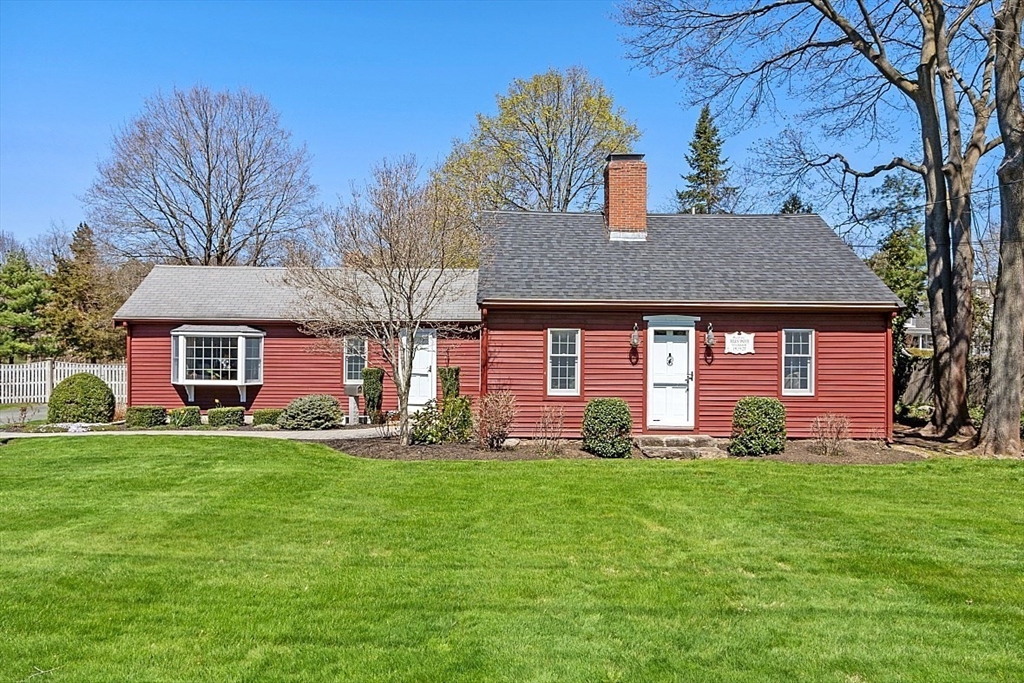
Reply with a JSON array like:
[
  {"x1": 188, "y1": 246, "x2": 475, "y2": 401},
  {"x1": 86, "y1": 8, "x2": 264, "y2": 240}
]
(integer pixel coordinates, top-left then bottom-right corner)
[{"x1": 0, "y1": 361, "x2": 127, "y2": 405}]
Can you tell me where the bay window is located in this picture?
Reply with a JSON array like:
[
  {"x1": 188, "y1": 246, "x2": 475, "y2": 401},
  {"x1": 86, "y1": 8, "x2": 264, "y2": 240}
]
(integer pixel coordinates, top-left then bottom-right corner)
[{"x1": 170, "y1": 325, "x2": 265, "y2": 402}]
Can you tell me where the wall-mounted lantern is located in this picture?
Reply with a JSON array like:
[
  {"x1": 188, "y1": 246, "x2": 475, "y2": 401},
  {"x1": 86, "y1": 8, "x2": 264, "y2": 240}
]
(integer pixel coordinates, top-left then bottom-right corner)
[
  {"x1": 630, "y1": 322, "x2": 641, "y2": 348},
  {"x1": 705, "y1": 322, "x2": 717, "y2": 347}
]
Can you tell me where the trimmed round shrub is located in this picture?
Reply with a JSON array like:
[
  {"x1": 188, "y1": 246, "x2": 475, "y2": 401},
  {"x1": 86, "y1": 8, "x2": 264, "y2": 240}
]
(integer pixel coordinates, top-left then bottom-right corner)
[
  {"x1": 169, "y1": 406, "x2": 201, "y2": 428},
  {"x1": 279, "y1": 394, "x2": 343, "y2": 430},
  {"x1": 252, "y1": 408, "x2": 284, "y2": 427},
  {"x1": 208, "y1": 406, "x2": 245, "y2": 428},
  {"x1": 47, "y1": 373, "x2": 115, "y2": 424},
  {"x1": 582, "y1": 398, "x2": 633, "y2": 458},
  {"x1": 124, "y1": 405, "x2": 167, "y2": 428},
  {"x1": 728, "y1": 396, "x2": 787, "y2": 456}
]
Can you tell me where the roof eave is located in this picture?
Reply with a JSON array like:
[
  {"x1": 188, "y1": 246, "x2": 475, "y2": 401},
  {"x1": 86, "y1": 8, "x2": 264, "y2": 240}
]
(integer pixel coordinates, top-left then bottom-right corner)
[{"x1": 478, "y1": 298, "x2": 901, "y2": 311}]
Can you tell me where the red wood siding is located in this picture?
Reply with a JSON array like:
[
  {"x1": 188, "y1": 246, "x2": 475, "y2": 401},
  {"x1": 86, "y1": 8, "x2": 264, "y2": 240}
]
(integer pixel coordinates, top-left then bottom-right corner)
[
  {"x1": 370, "y1": 333, "x2": 482, "y2": 412},
  {"x1": 483, "y1": 309, "x2": 892, "y2": 439},
  {"x1": 127, "y1": 322, "x2": 481, "y2": 413}
]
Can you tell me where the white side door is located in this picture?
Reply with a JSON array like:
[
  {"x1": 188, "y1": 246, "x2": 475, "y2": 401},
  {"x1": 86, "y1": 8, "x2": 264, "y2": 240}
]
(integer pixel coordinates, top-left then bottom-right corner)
[
  {"x1": 647, "y1": 328, "x2": 694, "y2": 428},
  {"x1": 406, "y1": 329, "x2": 436, "y2": 410}
]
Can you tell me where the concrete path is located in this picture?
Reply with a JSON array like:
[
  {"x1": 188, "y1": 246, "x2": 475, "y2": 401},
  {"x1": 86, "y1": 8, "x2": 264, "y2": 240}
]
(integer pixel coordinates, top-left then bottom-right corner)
[{"x1": 0, "y1": 426, "x2": 383, "y2": 441}]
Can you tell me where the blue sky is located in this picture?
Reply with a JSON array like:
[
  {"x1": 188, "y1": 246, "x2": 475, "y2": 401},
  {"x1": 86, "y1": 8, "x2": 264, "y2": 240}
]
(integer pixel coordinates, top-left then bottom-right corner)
[{"x1": 1, "y1": 0, "x2": 783, "y2": 244}]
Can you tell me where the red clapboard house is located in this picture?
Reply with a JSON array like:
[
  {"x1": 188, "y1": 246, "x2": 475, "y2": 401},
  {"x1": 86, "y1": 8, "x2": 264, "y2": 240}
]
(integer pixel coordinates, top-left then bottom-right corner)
[
  {"x1": 113, "y1": 268, "x2": 482, "y2": 415},
  {"x1": 114, "y1": 153, "x2": 900, "y2": 438}
]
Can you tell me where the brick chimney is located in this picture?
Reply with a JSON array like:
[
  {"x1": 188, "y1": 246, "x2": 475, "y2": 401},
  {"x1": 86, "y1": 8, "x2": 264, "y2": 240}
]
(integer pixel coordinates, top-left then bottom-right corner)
[{"x1": 603, "y1": 153, "x2": 647, "y2": 240}]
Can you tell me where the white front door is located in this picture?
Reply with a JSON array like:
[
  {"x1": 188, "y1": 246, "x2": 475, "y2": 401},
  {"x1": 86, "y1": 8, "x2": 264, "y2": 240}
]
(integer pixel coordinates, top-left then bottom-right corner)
[
  {"x1": 406, "y1": 329, "x2": 436, "y2": 409},
  {"x1": 647, "y1": 327, "x2": 694, "y2": 428}
]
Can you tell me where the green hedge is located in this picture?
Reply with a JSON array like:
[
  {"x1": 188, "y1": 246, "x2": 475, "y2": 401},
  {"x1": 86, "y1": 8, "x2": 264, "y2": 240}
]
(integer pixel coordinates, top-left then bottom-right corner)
[
  {"x1": 208, "y1": 406, "x2": 245, "y2": 428},
  {"x1": 279, "y1": 394, "x2": 343, "y2": 430},
  {"x1": 728, "y1": 396, "x2": 787, "y2": 456},
  {"x1": 252, "y1": 408, "x2": 284, "y2": 427},
  {"x1": 169, "y1": 406, "x2": 201, "y2": 428},
  {"x1": 125, "y1": 405, "x2": 167, "y2": 428},
  {"x1": 581, "y1": 398, "x2": 633, "y2": 458},
  {"x1": 47, "y1": 373, "x2": 115, "y2": 424},
  {"x1": 362, "y1": 368, "x2": 384, "y2": 421},
  {"x1": 439, "y1": 366, "x2": 460, "y2": 401},
  {"x1": 411, "y1": 397, "x2": 473, "y2": 444}
]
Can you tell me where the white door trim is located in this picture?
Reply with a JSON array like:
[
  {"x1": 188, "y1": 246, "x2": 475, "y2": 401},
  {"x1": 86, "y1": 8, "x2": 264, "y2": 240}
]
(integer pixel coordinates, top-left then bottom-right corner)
[
  {"x1": 646, "y1": 320, "x2": 697, "y2": 429},
  {"x1": 403, "y1": 328, "x2": 437, "y2": 409}
]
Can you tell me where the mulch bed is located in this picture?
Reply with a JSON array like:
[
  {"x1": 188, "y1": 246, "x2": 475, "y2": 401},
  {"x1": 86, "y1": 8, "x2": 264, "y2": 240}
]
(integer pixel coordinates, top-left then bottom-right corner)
[
  {"x1": 315, "y1": 438, "x2": 597, "y2": 460},
  {"x1": 317, "y1": 436, "x2": 932, "y2": 464},
  {"x1": 762, "y1": 438, "x2": 926, "y2": 465}
]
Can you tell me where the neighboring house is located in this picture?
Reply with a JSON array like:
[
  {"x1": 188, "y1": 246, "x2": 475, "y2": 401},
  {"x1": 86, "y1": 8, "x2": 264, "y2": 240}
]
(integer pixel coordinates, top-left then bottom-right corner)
[
  {"x1": 114, "y1": 153, "x2": 901, "y2": 439},
  {"x1": 904, "y1": 311, "x2": 933, "y2": 351}
]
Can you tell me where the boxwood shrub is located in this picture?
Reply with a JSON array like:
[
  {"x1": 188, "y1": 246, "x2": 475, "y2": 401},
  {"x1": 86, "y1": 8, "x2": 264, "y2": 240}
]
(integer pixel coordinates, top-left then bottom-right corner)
[
  {"x1": 362, "y1": 367, "x2": 385, "y2": 421},
  {"x1": 439, "y1": 366, "x2": 460, "y2": 401},
  {"x1": 252, "y1": 408, "x2": 284, "y2": 427},
  {"x1": 728, "y1": 396, "x2": 787, "y2": 456},
  {"x1": 582, "y1": 398, "x2": 633, "y2": 458},
  {"x1": 279, "y1": 394, "x2": 343, "y2": 430},
  {"x1": 169, "y1": 406, "x2": 201, "y2": 428},
  {"x1": 47, "y1": 373, "x2": 115, "y2": 424},
  {"x1": 124, "y1": 405, "x2": 167, "y2": 428},
  {"x1": 207, "y1": 406, "x2": 245, "y2": 428}
]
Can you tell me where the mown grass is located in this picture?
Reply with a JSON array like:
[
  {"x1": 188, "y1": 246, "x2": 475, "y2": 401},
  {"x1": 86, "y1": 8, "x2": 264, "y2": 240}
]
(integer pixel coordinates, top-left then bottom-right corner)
[{"x1": 1, "y1": 436, "x2": 1021, "y2": 682}]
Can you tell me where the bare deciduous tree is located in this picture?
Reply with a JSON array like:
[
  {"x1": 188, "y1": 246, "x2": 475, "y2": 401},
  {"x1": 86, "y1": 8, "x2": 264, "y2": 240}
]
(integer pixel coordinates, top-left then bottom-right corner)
[
  {"x1": 973, "y1": 0, "x2": 1023, "y2": 455},
  {"x1": 621, "y1": 0, "x2": 1004, "y2": 438},
  {"x1": 86, "y1": 85, "x2": 318, "y2": 266},
  {"x1": 287, "y1": 156, "x2": 479, "y2": 445}
]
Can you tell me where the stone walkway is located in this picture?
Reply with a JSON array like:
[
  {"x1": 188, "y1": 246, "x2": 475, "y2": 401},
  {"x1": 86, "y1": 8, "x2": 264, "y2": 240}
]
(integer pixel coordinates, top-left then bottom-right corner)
[{"x1": 0, "y1": 426, "x2": 382, "y2": 441}]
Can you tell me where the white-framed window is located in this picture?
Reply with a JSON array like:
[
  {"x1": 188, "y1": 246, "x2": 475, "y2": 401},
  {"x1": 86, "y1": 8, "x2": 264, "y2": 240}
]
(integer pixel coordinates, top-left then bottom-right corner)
[
  {"x1": 344, "y1": 337, "x2": 367, "y2": 384},
  {"x1": 170, "y1": 325, "x2": 265, "y2": 401},
  {"x1": 548, "y1": 328, "x2": 581, "y2": 396},
  {"x1": 782, "y1": 329, "x2": 814, "y2": 396}
]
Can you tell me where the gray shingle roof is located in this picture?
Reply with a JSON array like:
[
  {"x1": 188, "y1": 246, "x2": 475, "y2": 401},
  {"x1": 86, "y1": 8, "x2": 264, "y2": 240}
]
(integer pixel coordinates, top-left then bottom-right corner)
[
  {"x1": 479, "y1": 212, "x2": 901, "y2": 307},
  {"x1": 114, "y1": 266, "x2": 481, "y2": 322}
]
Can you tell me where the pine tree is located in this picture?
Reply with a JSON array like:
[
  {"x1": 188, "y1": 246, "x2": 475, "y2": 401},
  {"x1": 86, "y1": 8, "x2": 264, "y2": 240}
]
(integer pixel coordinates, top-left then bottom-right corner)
[
  {"x1": 780, "y1": 193, "x2": 813, "y2": 214},
  {"x1": 676, "y1": 105, "x2": 737, "y2": 214},
  {"x1": 0, "y1": 250, "x2": 52, "y2": 362},
  {"x1": 43, "y1": 223, "x2": 125, "y2": 361}
]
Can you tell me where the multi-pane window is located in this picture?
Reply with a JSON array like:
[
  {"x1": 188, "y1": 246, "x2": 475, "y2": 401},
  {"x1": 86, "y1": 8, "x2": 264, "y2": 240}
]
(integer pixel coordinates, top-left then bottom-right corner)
[
  {"x1": 245, "y1": 337, "x2": 262, "y2": 382},
  {"x1": 548, "y1": 329, "x2": 580, "y2": 395},
  {"x1": 345, "y1": 337, "x2": 367, "y2": 383},
  {"x1": 185, "y1": 336, "x2": 238, "y2": 381},
  {"x1": 782, "y1": 329, "x2": 814, "y2": 395}
]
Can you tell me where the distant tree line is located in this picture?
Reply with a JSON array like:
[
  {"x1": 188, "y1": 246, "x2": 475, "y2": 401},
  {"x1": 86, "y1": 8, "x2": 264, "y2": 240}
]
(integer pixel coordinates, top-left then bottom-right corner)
[{"x1": 0, "y1": 223, "x2": 138, "y2": 363}]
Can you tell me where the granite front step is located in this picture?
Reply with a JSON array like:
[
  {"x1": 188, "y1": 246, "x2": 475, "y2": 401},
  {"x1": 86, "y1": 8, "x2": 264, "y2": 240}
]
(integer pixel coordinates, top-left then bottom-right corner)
[
  {"x1": 638, "y1": 445, "x2": 727, "y2": 460},
  {"x1": 635, "y1": 434, "x2": 720, "y2": 449}
]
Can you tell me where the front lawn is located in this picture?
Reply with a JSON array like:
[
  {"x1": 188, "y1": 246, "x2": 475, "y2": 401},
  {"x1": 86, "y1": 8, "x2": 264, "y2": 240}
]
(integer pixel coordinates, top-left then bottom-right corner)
[{"x1": 1, "y1": 437, "x2": 1021, "y2": 682}]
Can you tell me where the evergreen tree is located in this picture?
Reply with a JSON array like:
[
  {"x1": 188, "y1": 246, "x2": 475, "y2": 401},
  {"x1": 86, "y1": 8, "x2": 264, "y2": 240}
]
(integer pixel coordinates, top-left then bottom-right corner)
[
  {"x1": 676, "y1": 105, "x2": 737, "y2": 214},
  {"x1": 780, "y1": 193, "x2": 813, "y2": 214},
  {"x1": 865, "y1": 174, "x2": 927, "y2": 404},
  {"x1": 0, "y1": 250, "x2": 52, "y2": 362},
  {"x1": 44, "y1": 223, "x2": 125, "y2": 361}
]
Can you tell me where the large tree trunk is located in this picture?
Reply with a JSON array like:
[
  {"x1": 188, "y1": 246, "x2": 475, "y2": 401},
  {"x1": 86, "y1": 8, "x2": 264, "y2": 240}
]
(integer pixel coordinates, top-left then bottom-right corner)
[
  {"x1": 915, "y1": 54, "x2": 963, "y2": 438},
  {"x1": 975, "y1": 0, "x2": 1024, "y2": 456}
]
